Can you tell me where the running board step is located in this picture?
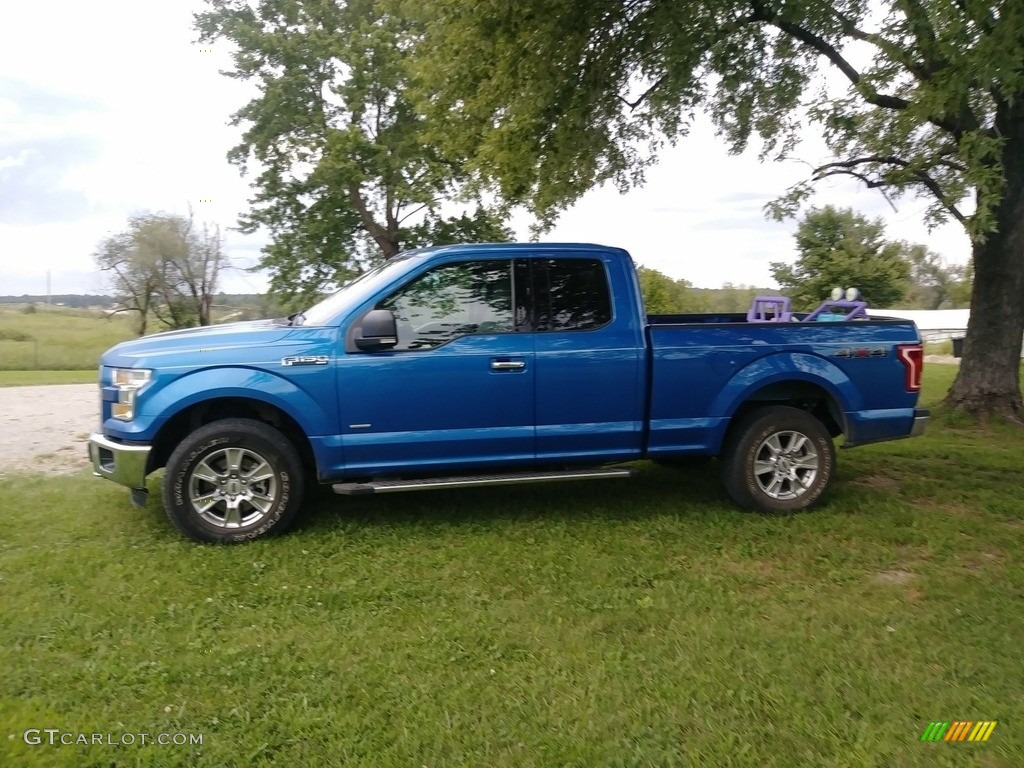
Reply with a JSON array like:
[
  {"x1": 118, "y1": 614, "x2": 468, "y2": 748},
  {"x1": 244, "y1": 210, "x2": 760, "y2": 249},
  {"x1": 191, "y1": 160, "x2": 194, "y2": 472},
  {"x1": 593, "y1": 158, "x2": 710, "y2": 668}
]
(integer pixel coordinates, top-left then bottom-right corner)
[{"x1": 332, "y1": 467, "x2": 634, "y2": 496}]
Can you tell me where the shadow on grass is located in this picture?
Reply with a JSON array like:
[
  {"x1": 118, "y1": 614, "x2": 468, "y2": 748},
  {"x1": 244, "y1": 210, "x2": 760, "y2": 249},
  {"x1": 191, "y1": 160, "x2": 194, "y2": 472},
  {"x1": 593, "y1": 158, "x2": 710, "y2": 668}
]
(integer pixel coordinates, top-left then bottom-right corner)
[
  {"x1": 123, "y1": 422, "x2": 1022, "y2": 546},
  {"x1": 293, "y1": 460, "x2": 730, "y2": 535}
]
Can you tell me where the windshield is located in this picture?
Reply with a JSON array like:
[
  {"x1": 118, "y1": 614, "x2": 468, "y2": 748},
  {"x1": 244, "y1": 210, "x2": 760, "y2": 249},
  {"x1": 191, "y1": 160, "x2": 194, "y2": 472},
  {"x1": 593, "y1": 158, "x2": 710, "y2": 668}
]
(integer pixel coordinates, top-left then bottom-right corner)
[{"x1": 298, "y1": 252, "x2": 423, "y2": 326}]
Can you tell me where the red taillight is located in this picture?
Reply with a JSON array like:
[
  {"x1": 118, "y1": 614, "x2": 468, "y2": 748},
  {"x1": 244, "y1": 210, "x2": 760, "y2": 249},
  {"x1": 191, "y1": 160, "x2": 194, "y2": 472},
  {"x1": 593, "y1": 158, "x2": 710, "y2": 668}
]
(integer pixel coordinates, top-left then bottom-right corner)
[{"x1": 897, "y1": 344, "x2": 923, "y2": 392}]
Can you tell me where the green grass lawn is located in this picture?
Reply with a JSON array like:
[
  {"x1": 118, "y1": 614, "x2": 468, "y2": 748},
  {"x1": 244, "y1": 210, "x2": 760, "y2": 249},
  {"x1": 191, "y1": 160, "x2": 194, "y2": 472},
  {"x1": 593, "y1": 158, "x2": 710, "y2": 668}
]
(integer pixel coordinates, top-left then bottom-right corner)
[
  {"x1": 0, "y1": 306, "x2": 137, "y2": 370},
  {"x1": 1, "y1": 365, "x2": 1022, "y2": 767}
]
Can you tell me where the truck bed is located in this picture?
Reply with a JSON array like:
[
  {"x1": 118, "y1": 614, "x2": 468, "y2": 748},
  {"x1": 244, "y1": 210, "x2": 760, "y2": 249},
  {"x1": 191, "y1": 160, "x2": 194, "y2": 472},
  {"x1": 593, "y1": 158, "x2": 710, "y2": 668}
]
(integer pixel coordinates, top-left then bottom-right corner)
[{"x1": 644, "y1": 314, "x2": 923, "y2": 455}]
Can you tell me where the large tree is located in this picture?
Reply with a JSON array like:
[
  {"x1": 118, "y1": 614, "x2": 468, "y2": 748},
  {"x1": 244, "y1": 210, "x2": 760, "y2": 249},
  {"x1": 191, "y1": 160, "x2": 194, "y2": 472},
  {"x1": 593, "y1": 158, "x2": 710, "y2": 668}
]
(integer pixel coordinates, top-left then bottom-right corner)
[
  {"x1": 414, "y1": 0, "x2": 1024, "y2": 420},
  {"x1": 771, "y1": 206, "x2": 910, "y2": 309},
  {"x1": 195, "y1": 0, "x2": 511, "y2": 308},
  {"x1": 95, "y1": 211, "x2": 226, "y2": 334}
]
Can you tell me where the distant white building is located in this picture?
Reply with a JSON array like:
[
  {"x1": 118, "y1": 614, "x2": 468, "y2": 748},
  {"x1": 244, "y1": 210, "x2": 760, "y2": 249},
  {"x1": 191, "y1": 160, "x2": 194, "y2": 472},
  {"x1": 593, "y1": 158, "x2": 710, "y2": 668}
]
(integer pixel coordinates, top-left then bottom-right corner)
[
  {"x1": 868, "y1": 308, "x2": 1024, "y2": 357},
  {"x1": 866, "y1": 308, "x2": 969, "y2": 342}
]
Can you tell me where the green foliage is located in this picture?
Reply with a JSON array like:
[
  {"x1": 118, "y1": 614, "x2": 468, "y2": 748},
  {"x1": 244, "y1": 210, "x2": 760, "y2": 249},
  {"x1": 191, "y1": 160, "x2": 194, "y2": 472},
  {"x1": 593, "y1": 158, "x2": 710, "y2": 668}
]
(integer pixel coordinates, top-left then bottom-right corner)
[
  {"x1": 902, "y1": 245, "x2": 972, "y2": 309},
  {"x1": 414, "y1": 0, "x2": 1022, "y2": 241},
  {"x1": 770, "y1": 206, "x2": 910, "y2": 310},
  {"x1": 402, "y1": 206, "x2": 513, "y2": 250},
  {"x1": 196, "y1": 0, "x2": 512, "y2": 306},
  {"x1": 636, "y1": 266, "x2": 695, "y2": 314},
  {"x1": 698, "y1": 284, "x2": 771, "y2": 313},
  {"x1": 946, "y1": 267, "x2": 974, "y2": 308}
]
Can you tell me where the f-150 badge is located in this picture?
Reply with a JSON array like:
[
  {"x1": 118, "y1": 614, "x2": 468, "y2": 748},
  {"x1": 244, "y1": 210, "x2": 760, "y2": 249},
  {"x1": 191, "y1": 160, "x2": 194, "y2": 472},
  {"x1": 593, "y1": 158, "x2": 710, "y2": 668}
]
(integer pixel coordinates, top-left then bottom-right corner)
[{"x1": 281, "y1": 355, "x2": 330, "y2": 366}]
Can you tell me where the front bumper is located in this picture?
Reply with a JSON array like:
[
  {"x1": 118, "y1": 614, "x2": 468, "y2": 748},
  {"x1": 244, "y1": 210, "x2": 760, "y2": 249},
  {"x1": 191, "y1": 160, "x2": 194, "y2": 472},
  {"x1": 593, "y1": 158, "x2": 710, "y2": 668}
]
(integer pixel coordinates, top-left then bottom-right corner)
[{"x1": 88, "y1": 433, "x2": 151, "y2": 490}]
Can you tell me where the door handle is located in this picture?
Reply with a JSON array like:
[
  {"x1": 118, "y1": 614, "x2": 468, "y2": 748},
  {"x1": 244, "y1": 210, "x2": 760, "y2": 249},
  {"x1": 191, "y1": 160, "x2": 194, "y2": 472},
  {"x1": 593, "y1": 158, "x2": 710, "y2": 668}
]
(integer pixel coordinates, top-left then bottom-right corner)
[{"x1": 490, "y1": 359, "x2": 526, "y2": 371}]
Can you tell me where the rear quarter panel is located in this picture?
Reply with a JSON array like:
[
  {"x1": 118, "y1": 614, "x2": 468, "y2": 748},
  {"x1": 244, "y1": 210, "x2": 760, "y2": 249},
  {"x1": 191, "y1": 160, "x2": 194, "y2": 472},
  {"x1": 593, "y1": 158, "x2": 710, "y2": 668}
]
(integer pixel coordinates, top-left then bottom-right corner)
[{"x1": 646, "y1": 318, "x2": 922, "y2": 454}]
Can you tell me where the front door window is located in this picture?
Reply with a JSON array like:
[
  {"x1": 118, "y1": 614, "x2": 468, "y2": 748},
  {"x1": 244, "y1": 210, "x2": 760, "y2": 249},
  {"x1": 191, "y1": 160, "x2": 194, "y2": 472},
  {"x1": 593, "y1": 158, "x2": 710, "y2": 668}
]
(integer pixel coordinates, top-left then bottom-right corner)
[{"x1": 378, "y1": 261, "x2": 514, "y2": 350}]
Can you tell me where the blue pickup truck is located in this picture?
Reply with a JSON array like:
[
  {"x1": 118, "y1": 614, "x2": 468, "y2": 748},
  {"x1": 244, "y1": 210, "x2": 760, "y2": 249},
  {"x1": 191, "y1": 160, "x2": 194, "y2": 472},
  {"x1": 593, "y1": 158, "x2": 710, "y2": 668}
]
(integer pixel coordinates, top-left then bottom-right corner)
[{"x1": 89, "y1": 243, "x2": 927, "y2": 543}]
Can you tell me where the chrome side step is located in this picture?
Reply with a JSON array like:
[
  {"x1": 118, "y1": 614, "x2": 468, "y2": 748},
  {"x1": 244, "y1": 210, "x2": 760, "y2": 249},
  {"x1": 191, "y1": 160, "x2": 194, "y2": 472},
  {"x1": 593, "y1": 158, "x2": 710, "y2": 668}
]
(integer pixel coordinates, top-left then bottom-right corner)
[{"x1": 332, "y1": 467, "x2": 634, "y2": 496}]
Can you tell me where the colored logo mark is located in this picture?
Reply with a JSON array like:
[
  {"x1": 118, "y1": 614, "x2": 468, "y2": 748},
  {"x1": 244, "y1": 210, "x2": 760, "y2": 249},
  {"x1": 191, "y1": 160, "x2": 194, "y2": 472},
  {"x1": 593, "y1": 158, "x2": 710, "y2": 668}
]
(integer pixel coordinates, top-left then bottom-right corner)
[{"x1": 921, "y1": 721, "x2": 997, "y2": 742}]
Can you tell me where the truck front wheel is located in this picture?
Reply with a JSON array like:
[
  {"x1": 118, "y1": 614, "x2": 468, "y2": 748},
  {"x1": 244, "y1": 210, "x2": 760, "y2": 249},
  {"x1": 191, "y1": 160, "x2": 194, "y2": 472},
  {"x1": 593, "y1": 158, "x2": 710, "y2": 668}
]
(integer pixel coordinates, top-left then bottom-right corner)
[
  {"x1": 721, "y1": 406, "x2": 834, "y2": 513},
  {"x1": 162, "y1": 418, "x2": 305, "y2": 543}
]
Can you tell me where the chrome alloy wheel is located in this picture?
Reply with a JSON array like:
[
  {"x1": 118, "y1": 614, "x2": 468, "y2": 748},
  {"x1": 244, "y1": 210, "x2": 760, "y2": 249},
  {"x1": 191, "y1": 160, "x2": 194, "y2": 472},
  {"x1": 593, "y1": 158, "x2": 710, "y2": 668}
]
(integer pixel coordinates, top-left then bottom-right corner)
[
  {"x1": 188, "y1": 447, "x2": 278, "y2": 529},
  {"x1": 751, "y1": 430, "x2": 820, "y2": 500}
]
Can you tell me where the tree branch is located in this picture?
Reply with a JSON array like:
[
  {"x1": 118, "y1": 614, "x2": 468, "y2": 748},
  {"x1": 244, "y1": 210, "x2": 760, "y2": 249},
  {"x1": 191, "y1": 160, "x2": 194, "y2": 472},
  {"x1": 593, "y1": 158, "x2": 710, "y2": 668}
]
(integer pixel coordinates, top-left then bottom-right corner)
[
  {"x1": 812, "y1": 155, "x2": 968, "y2": 225},
  {"x1": 747, "y1": 1, "x2": 969, "y2": 136},
  {"x1": 749, "y1": 1, "x2": 896, "y2": 101},
  {"x1": 617, "y1": 75, "x2": 667, "y2": 110},
  {"x1": 397, "y1": 202, "x2": 431, "y2": 224},
  {"x1": 385, "y1": 178, "x2": 398, "y2": 235},
  {"x1": 103, "y1": 306, "x2": 143, "y2": 321},
  {"x1": 824, "y1": 6, "x2": 933, "y2": 82},
  {"x1": 813, "y1": 168, "x2": 900, "y2": 211}
]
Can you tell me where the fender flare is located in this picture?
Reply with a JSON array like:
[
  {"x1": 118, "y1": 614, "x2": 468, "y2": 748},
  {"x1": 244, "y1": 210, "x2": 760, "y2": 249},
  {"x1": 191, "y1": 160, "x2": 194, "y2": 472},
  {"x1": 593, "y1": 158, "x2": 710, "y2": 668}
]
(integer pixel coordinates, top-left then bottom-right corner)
[
  {"x1": 138, "y1": 367, "x2": 331, "y2": 439},
  {"x1": 708, "y1": 352, "x2": 858, "y2": 450}
]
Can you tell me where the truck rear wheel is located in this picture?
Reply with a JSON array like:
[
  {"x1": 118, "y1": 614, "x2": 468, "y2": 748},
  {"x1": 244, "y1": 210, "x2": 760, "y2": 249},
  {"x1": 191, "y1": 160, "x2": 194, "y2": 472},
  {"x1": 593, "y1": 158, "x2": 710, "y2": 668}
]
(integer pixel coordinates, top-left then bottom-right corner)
[
  {"x1": 721, "y1": 406, "x2": 834, "y2": 513},
  {"x1": 162, "y1": 418, "x2": 305, "y2": 543}
]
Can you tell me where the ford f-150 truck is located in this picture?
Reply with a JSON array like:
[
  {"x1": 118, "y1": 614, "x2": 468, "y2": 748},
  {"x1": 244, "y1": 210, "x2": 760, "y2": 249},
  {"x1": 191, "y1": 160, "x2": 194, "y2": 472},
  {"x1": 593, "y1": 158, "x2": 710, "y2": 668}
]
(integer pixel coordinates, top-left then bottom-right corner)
[{"x1": 88, "y1": 243, "x2": 928, "y2": 543}]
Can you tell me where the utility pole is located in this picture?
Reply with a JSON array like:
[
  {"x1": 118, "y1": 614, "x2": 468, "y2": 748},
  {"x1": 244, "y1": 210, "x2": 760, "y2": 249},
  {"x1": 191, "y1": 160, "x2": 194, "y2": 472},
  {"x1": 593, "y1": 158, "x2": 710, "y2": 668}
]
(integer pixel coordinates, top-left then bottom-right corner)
[{"x1": 47, "y1": 270, "x2": 51, "y2": 305}]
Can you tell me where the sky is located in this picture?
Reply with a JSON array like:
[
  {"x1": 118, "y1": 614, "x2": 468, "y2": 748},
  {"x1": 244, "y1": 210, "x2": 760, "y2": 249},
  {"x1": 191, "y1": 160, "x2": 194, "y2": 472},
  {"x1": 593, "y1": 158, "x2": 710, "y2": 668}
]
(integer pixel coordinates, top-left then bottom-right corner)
[{"x1": 0, "y1": 1, "x2": 972, "y2": 298}]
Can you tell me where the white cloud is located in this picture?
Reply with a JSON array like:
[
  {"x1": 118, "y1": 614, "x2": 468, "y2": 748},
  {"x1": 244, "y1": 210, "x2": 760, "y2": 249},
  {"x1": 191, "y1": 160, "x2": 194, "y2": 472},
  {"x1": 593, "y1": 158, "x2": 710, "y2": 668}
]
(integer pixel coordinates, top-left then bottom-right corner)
[
  {"x1": 0, "y1": 148, "x2": 33, "y2": 172},
  {"x1": 535, "y1": 117, "x2": 971, "y2": 287}
]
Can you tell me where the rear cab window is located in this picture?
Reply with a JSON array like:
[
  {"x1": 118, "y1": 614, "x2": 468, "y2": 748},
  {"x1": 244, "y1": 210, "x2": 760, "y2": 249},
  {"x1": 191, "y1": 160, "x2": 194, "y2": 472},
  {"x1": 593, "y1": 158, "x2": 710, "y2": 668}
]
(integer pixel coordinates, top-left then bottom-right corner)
[{"x1": 530, "y1": 258, "x2": 612, "y2": 332}]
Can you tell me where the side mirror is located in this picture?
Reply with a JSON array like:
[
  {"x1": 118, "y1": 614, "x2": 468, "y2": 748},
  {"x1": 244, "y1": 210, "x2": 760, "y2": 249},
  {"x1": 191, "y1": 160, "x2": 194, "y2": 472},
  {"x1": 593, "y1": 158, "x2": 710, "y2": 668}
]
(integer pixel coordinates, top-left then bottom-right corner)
[{"x1": 355, "y1": 309, "x2": 398, "y2": 351}]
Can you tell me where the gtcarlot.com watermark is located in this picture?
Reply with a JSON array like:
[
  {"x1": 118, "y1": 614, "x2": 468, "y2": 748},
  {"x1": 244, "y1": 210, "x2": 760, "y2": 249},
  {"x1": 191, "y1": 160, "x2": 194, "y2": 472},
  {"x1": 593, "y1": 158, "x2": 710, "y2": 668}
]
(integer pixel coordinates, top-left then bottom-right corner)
[{"x1": 22, "y1": 729, "x2": 203, "y2": 747}]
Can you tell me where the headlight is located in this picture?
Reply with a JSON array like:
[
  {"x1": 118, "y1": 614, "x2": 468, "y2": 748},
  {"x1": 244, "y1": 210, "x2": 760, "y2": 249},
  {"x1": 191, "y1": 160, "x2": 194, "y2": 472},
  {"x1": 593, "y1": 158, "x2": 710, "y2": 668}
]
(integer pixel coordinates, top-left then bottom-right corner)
[{"x1": 110, "y1": 368, "x2": 152, "y2": 421}]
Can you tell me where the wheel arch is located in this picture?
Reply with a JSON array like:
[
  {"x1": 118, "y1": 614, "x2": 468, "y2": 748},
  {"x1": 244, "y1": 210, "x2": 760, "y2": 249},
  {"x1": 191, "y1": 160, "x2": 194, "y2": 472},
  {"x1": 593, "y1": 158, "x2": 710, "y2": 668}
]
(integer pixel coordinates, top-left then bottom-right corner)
[
  {"x1": 710, "y1": 353, "x2": 856, "y2": 453},
  {"x1": 147, "y1": 397, "x2": 317, "y2": 478},
  {"x1": 726, "y1": 379, "x2": 847, "y2": 445}
]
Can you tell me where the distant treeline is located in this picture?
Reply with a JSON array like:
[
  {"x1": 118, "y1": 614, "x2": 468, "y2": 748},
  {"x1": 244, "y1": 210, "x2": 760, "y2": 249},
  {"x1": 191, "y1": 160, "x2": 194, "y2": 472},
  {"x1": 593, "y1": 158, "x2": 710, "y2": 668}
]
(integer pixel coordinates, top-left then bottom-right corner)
[
  {"x1": 1, "y1": 289, "x2": 775, "y2": 317},
  {"x1": 0, "y1": 295, "x2": 117, "y2": 308}
]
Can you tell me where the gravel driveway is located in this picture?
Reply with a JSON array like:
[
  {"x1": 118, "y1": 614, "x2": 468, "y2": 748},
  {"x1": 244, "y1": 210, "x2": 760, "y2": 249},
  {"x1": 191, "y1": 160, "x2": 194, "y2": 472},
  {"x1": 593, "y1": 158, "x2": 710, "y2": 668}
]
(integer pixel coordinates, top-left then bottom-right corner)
[{"x1": 0, "y1": 384, "x2": 97, "y2": 476}]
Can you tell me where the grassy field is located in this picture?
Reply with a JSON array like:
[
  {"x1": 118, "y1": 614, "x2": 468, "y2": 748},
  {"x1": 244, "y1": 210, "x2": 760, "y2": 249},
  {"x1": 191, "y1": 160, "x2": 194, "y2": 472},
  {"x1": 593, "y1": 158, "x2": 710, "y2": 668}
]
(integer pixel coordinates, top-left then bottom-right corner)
[
  {"x1": 925, "y1": 338, "x2": 954, "y2": 356},
  {"x1": 1, "y1": 365, "x2": 1022, "y2": 767},
  {"x1": 0, "y1": 370, "x2": 97, "y2": 386},
  {"x1": 0, "y1": 306, "x2": 137, "y2": 370}
]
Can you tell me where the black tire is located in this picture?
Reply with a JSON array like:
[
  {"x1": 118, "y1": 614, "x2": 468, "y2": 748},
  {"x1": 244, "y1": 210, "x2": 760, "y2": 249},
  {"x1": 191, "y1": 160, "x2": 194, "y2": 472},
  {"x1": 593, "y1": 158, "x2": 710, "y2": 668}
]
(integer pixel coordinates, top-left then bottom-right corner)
[
  {"x1": 721, "y1": 405, "x2": 835, "y2": 514},
  {"x1": 162, "y1": 418, "x2": 305, "y2": 543}
]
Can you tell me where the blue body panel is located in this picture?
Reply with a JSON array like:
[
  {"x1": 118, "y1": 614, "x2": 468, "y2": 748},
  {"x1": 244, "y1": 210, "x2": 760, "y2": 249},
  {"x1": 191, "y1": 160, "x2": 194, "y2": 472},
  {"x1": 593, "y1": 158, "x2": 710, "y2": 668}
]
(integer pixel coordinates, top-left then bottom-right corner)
[
  {"x1": 96, "y1": 243, "x2": 924, "y2": 483},
  {"x1": 336, "y1": 333, "x2": 536, "y2": 474},
  {"x1": 533, "y1": 250, "x2": 646, "y2": 463},
  {"x1": 99, "y1": 322, "x2": 342, "y2": 475},
  {"x1": 646, "y1": 322, "x2": 919, "y2": 454}
]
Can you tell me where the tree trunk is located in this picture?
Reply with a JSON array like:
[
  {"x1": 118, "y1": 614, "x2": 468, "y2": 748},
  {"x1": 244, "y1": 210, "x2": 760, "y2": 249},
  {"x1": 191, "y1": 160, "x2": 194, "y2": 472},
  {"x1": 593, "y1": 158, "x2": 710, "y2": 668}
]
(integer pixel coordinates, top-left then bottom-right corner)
[
  {"x1": 347, "y1": 183, "x2": 401, "y2": 258},
  {"x1": 945, "y1": 114, "x2": 1024, "y2": 422},
  {"x1": 138, "y1": 295, "x2": 149, "y2": 336},
  {"x1": 200, "y1": 293, "x2": 212, "y2": 326}
]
